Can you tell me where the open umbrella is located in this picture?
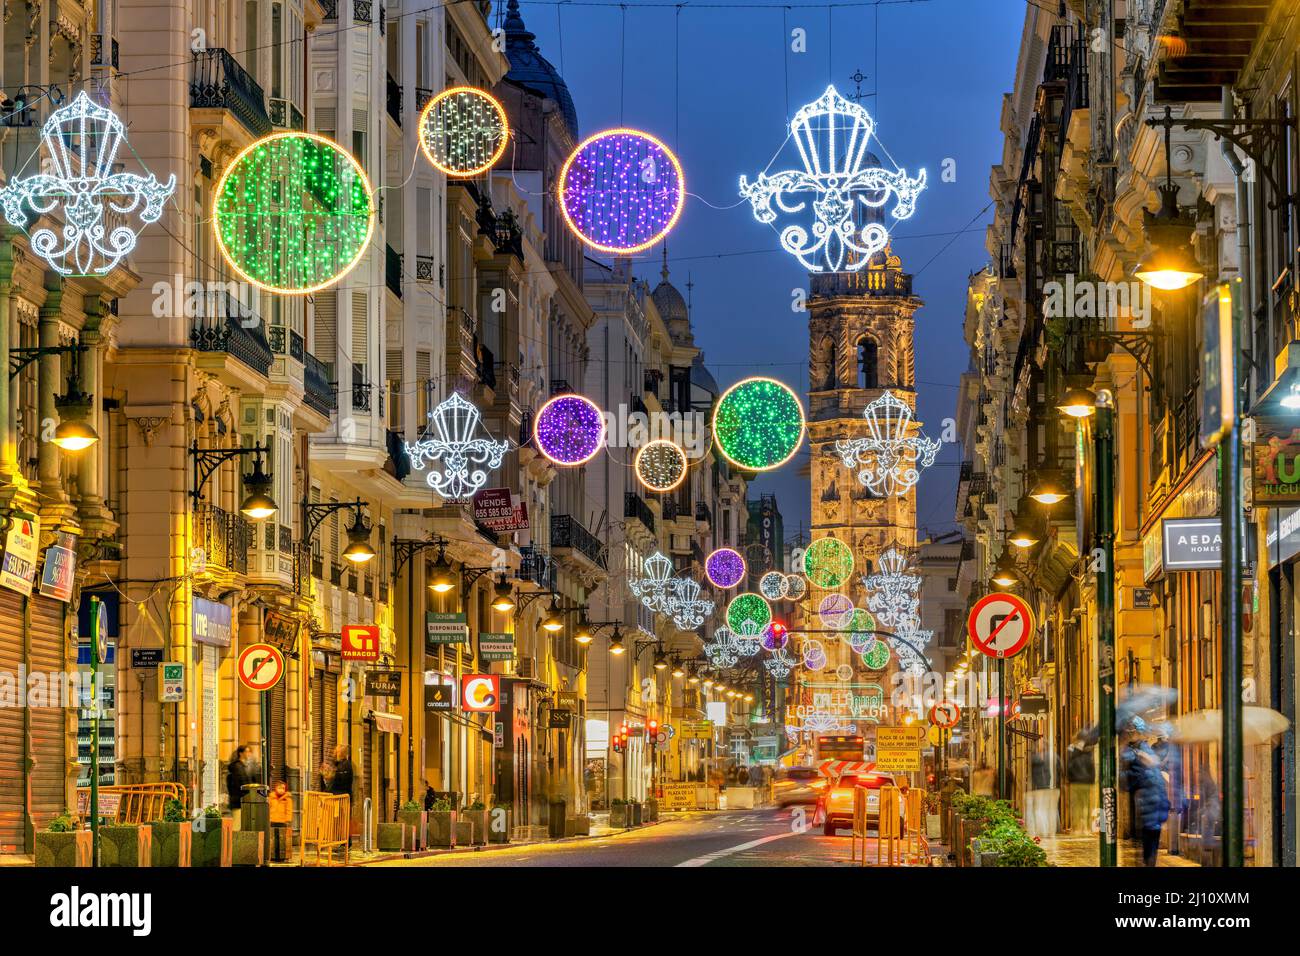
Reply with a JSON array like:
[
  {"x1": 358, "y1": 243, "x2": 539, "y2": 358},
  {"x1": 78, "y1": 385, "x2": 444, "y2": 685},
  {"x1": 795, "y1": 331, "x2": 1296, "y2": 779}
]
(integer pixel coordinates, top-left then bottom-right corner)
[{"x1": 1170, "y1": 707, "x2": 1290, "y2": 746}]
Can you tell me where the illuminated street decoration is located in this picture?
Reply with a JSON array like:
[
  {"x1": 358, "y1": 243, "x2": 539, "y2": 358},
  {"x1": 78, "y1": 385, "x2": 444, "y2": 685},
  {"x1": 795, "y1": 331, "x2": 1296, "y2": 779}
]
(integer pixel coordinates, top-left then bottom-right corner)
[
  {"x1": 817, "y1": 593, "x2": 855, "y2": 631},
  {"x1": 533, "y1": 393, "x2": 606, "y2": 466},
  {"x1": 712, "y1": 378, "x2": 805, "y2": 472},
  {"x1": 760, "y1": 621, "x2": 790, "y2": 651},
  {"x1": 803, "y1": 536, "x2": 854, "y2": 589},
  {"x1": 861, "y1": 640, "x2": 891, "y2": 670},
  {"x1": 629, "y1": 551, "x2": 676, "y2": 612},
  {"x1": 404, "y1": 393, "x2": 510, "y2": 500},
  {"x1": 418, "y1": 86, "x2": 509, "y2": 177},
  {"x1": 213, "y1": 132, "x2": 374, "y2": 294},
  {"x1": 730, "y1": 622, "x2": 764, "y2": 657},
  {"x1": 726, "y1": 592, "x2": 771, "y2": 634},
  {"x1": 847, "y1": 608, "x2": 877, "y2": 652},
  {"x1": 559, "y1": 128, "x2": 685, "y2": 254},
  {"x1": 801, "y1": 639, "x2": 827, "y2": 672},
  {"x1": 834, "y1": 391, "x2": 942, "y2": 497},
  {"x1": 705, "y1": 548, "x2": 747, "y2": 589},
  {"x1": 763, "y1": 647, "x2": 796, "y2": 679},
  {"x1": 668, "y1": 577, "x2": 715, "y2": 630},
  {"x1": 863, "y1": 548, "x2": 921, "y2": 627},
  {"x1": 0, "y1": 92, "x2": 176, "y2": 277},
  {"x1": 704, "y1": 630, "x2": 739, "y2": 668},
  {"x1": 784, "y1": 574, "x2": 807, "y2": 600},
  {"x1": 835, "y1": 664, "x2": 855, "y2": 682},
  {"x1": 738, "y1": 85, "x2": 926, "y2": 273},
  {"x1": 758, "y1": 570, "x2": 789, "y2": 601},
  {"x1": 634, "y1": 438, "x2": 688, "y2": 492}
]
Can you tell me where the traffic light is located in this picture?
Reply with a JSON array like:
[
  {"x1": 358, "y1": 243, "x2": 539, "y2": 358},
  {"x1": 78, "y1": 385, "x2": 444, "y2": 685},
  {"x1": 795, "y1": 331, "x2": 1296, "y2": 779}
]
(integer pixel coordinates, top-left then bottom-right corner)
[
  {"x1": 647, "y1": 719, "x2": 658, "y2": 742},
  {"x1": 612, "y1": 733, "x2": 624, "y2": 754}
]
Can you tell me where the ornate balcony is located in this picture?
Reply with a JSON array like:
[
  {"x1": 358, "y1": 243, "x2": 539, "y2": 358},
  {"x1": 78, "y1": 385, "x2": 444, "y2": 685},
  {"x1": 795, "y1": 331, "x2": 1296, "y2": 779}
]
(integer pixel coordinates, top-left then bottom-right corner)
[
  {"x1": 189, "y1": 294, "x2": 273, "y2": 377},
  {"x1": 194, "y1": 506, "x2": 253, "y2": 575},
  {"x1": 551, "y1": 514, "x2": 607, "y2": 570},
  {"x1": 304, "y1": 353, "x2": 336, "y2": 416},
  {"x1": 624, "y1": 491, "x2": 655, "y2": 535},
  {"x1": 190, "y1": 48, "x2": 272, "y2": 139}
]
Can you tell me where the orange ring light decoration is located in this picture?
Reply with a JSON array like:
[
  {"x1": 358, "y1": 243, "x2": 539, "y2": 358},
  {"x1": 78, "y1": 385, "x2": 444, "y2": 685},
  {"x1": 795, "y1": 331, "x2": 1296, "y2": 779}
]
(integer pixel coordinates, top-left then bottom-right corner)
[
  {"x1": 213, "y1": 131, "x2": 376, "y2": 295},
  {"x1": 533, "y1": 392, "x2": 607, "y2": 466},
  {"x1": 634, "y1": 438, "x2": 689, "y2": 493},
  {"x1": 557, "y1": 128, "x2": 685, "y2": 254},
  {"x1": 417, "y1": 86, "x2": 510, "y2": 178},
  {"x1": 711, "y1": 376, "x2": 806, "y2": 472}
]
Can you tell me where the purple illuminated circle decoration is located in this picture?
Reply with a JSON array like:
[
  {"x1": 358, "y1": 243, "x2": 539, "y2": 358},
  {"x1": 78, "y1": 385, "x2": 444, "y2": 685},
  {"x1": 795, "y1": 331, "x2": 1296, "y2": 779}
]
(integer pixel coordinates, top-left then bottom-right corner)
[
  {"x1": 760, "y1": 621, "x2": 790, "y2": 651},
  {"x1": 533, "y1": 393, "x2": 606, "y2": 466},
  {"x1": 558, "y1": 128, "x2": 685, "y2": 254},
  {"x1": 705, "y1": 548, "x2": 746, "y2": 590},
  {"x1": 817, "y1": 593, "x2": 855, "y2": 631}
]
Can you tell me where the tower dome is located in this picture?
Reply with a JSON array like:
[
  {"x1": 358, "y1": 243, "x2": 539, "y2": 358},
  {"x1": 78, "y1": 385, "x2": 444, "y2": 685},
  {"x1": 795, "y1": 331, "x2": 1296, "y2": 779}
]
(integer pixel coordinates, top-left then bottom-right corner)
[
  {"x1": 651, "y1": 248, "x2": 694, "y2": 346},
  {"x1": 503, "y1": 0, "x2": 579, "y2": 139}
]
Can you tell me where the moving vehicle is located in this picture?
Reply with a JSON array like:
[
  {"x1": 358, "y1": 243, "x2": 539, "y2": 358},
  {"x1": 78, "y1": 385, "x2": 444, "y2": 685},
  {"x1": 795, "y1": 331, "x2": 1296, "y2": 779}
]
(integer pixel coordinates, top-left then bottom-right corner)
[
  {"x1": 816, "y1": 768, "x2": 907, "y2": 836},
  {"x1": 773, "y1": 766, "x2": 824, "y2": 806},
  {"x1": 815, "y1": 734, "x2": 864, "y2": 763}
]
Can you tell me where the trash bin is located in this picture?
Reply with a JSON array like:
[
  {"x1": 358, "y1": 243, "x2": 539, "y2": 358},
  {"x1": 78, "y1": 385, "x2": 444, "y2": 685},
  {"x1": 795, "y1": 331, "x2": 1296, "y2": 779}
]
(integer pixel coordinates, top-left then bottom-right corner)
[
  {"x1": 240, "y1": 784, "x2": 271, "y2": 865},
  {"x1": 548, "y1": 799, "x2": 567, "y2": 839}
]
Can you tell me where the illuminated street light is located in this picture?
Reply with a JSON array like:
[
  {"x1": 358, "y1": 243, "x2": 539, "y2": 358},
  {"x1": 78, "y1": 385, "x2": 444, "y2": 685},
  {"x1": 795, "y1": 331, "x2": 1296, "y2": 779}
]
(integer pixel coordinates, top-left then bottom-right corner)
[
  {"x1": 1057, "y1": 386, "x2": 1097, "y2": 419},
  {"x1": 492, "y1": 576, "x2": 517, "y2": 613}
]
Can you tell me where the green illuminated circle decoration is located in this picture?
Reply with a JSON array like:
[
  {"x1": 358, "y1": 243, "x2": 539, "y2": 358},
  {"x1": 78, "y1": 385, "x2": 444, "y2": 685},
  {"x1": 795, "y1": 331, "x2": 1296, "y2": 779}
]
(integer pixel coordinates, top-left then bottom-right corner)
[
  {"x1": 803, "y1": 537, "x2": 854, "y2": 589},
  {"x1": 711, "y1": 377, "x2": 805, "y2": 472},
  {"x1": 861, "y1": 640, "x2": 891, "y2": 670},
  {"x1": 726, "y1": 592, "x2": 772, "y2": 634},
  {"x1": 214, "y1": 132, "x2": 375, "y2": 294}
]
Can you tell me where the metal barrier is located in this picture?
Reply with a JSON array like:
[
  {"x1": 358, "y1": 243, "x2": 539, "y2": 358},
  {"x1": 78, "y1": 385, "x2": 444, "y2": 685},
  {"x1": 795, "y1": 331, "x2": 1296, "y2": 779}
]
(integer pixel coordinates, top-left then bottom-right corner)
[
  {"x1": 362, "y1": 797, "x2": 373, "y2": 853},
  {"x1": 76, "y1": 783, "x2": 187, "y2": 825},
  {"x1": 301, "y1": 792, "x2": 351, "y2": 866},
  {"x1": 904, "y1": 788, "x2": 930, "y2": 865},
  {"x1": 850, "y1": 788, "x2": 872, "y2": 866},
  {"x1": 876, "y1": 786, "x2": 903, "y2": 866}
]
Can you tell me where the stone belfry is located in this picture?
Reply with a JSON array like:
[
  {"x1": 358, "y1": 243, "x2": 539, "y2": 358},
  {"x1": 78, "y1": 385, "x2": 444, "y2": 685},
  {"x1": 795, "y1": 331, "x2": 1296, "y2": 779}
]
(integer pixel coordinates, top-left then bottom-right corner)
[{"x1": 805, "y1": 246, "x2": 921, "y2": 611}]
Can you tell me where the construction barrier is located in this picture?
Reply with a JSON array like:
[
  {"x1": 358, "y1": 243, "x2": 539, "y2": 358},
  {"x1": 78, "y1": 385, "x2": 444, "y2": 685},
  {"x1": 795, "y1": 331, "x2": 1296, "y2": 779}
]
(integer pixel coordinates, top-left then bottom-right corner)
[
  {"x1": 904, "y1": 788, "x2": 930, "y2": 865},
  {"x1": 301, "y1": 792, "x2": 351, "y2": 866},
  {"x1": 75, "y1": 783, "x2": 187, "y2": 825},
  {"x1": 876, "y1": 786, "x2": 903, "y2": 866},
  {"x1": 850, "y1": 787, "x2": 871, "y2": 866}
]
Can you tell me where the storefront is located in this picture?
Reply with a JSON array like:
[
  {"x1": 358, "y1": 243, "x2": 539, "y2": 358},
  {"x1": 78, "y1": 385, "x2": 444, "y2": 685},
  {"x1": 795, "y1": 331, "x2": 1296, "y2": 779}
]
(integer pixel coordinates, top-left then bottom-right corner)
[{"x1": 193, "y1": 595, "x2": 232, "y2": 809}]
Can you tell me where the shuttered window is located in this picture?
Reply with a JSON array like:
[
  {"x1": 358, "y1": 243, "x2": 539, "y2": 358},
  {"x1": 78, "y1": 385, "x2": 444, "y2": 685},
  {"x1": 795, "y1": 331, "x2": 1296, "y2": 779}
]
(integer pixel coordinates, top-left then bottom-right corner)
[
  {"x1": 269, "y1": 679, "x2": 286, "y2": 785},
  {"x1": 314, "y1": 290, "x2": 337, "y2": 381},
  {"x1": 416, "y1": 351, "x2": 431, "y2": 422},
  {"x1": 312, "y1": 668, "x2": 325, "y2": 788},
  {"x1": 323, "y1": 672, "x2": 339, "y2": 772},
  {"x1": 351, "y1": 291, "x2": 369, "y2": 383},
  {"x1": 0, "y1": 591, "x2": 25, "y2": 851},
  {"x1": 28, "y1": 597, "x2": 67, "y2": 839}
]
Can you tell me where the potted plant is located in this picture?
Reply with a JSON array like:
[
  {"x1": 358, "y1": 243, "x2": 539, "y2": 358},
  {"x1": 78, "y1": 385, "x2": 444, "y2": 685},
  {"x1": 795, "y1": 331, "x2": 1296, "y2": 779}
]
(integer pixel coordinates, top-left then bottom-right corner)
[
  {"x1": 462, "y1": 799, "x2": 488, "y2": 846},
  {"x1": 488, "y1": 801, "x2": 511, "y2": 844},
  {"x1": 190, "y1": 805, "x2": 232, "y2": 867},
  {"x1": 609, "y1": 799, "x2": 628, "y2": 829},
  {"x1": 923, "y1": 792, "x2": 942, "y2": 840},
  {"x1": 99, "y1": 821, "x2": 152, "y2": 867},
  {"x1": 645, "y1": 796, "x2": 659, "y2": 822},
  {"x1": 376, "y1": 819, "x2": 407, "y2": 852},
  {"x1": 397, "y1": 800, "x2": 427, "y2": 851},
  {"x1": 34, "y1": 811, "x2": 92, "y2": 867},
  {"x1": 630, "y1": 801, "x2": 643, "y2": 826},
  {"x1": 428, "y1": 796, "x2": 457, "y2": 847},
  {"x1": 149, "y1": 798, "x2": 192, "y2": 868}
]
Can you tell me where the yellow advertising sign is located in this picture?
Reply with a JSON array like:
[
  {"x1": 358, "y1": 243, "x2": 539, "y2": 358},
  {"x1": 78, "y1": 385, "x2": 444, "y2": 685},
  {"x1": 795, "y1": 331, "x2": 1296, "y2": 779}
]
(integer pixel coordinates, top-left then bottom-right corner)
[{"x1": 659, "y1": 782, "x2": 699, "y2": 810}]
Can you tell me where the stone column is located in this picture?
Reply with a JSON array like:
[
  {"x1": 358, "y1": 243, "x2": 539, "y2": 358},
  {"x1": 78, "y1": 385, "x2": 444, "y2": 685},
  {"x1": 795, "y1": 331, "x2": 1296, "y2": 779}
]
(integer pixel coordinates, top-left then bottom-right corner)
[
  {"x1": 76, "y1": 296, "x2": 116, "y2": 537},
  {"x1": 37, "y1": 280, "x2": 78, "y2": 528}
]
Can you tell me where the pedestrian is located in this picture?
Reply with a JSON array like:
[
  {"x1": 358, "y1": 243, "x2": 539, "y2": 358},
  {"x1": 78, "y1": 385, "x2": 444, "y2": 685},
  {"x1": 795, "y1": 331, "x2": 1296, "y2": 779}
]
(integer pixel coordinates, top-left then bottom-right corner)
[
  {"x1": 423, "y1": 785, "x2": 437, "y2": 812},
  {"x1": 1025, "y1": 740, "x2": 1057, "y2": 838},
  {"x1": 1066, "y1": 731, "x2": 1095, "y2": 833},
  {"x1": 971, "y1": 759, "x2": 995, "y2": 796},
  {"x1": 268, "y1": 779, "x2": 294, "y2": 862},
  {"x1": 330, "y1": 744, "x2": 354, "y2": 798},
  {"x1": 1122, "y1": 734, "x2": 1170, "y2": 866},
  {"x1": 226, "y1": 745, "x2": 252, "y2": 826}
]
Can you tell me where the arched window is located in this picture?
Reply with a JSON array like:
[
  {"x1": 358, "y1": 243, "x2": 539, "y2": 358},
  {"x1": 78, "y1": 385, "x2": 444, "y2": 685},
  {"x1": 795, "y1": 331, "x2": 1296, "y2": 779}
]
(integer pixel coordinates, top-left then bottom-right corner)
[
  {"x1": 817, "y1": 336, "x2": 837, "y2": 390},
  {"x1": 857, "y1": 337, "x2": 879, "y2": 389}
]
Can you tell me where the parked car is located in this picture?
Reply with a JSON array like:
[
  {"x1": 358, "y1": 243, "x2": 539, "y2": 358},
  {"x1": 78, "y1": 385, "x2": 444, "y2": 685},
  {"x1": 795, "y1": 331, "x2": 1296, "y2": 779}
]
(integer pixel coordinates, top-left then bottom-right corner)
[
  {"x1": 774, "y1": 766, "x2": 825, "y2": 807},
  {"x1": 816, "y1": 769, "x2": 907, "y2": 836}
]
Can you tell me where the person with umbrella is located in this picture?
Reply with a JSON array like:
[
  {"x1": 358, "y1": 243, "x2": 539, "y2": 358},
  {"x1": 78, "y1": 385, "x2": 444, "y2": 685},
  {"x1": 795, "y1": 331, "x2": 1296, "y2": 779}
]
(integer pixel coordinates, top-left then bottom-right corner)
[{"x1": 1121, "y1": 727, "x2": 1170, "y2": 866}]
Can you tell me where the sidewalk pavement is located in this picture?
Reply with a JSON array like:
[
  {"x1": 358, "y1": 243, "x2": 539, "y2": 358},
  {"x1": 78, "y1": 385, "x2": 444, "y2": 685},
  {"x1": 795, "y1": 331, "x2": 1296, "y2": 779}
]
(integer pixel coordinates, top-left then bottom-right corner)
[{"x1": 1039, "y1": 831, "x2": 1200, "y2": 867}]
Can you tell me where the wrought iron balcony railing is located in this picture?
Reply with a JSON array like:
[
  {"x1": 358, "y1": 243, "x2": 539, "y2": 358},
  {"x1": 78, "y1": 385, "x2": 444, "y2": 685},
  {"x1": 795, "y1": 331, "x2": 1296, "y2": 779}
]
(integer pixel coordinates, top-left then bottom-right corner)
[
  {"x1": 386, "y1": 73, "x2": 401, "y2": 126},
  {"x1": 304, "y1": 353, "x2": 336, "y2": 415},
  {"x1": 551, "y1": 514, "x2": 607, "y2": 569},
  {"x1": 194, "y1": 505, "x2": 253, "y2": 575},
  {"x1": 190, "y1": 48, "x2": 272, "y2": 138},
  {"x1": 189, "y1": 293, "x2": 273, "y2": 376},
  {"x1": 624, "y1": 491, "x2": 655, "y2": 534},
  {"x1": 385, "y1": 245, "x2": 403, "y2": 298}
]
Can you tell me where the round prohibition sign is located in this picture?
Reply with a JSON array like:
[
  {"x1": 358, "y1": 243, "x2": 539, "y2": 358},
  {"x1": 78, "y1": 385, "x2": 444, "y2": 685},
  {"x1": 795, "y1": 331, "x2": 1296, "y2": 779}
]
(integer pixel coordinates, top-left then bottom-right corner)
[
  {"x1": 967, "y1": 593, "x2": 1035, "y2": 659},
  {"x1": 237, "y1": 642, "x2": 285, "y2": 691},
  {"x1": 929, "y1": 700, "x2": 961, "y2": 729}
]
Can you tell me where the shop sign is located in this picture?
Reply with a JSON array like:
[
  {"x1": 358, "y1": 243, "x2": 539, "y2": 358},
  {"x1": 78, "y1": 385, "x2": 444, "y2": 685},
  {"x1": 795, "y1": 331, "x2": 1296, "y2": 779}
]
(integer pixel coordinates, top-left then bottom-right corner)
[
  {"x1": 1265, "y1": 506, "x2": 1300, "y2": 568},
  {"x1": 556, "y1": 690, "x2": 580, "y2": 711},
  {"x1": 341, "y1": 623, "x2": 381, "y2": 662},
  {"x1": 1162, "y1": 517, "x2": 1225, "y2": 571},
  {"x1": 0, "y1": 512, "x2": 40, "y2": 596},
  {"x1": 38, "y1": 532, "x2": 77, "y2": 602},
  {"x1": 1200, "y1": 282, "x2": 1237, "y2": 449},
  {"x1": 1017, "y1": 691, "x2": 1049, "y2": 715},
  {"x1": 548, "y1": 708, "x2": 572, "y2": 729},
  {"x1": 472, "y1": 487, "x2": 529, "y2": 532},
  {"x1": 159, "y1": 662, "x2": 185, "y2": 702},
  {"x1": 1253, "y1": 430, "x2": 1300, "y2": 504},
  {"x1": 426, "y1": 611, "x2": 468, "y2": 644},
  {"x1": 478, "y1": 632, "x2": 515, "y2": 662},
  {"x1": 1142, "y1": 523, "x2": 1163, "y2": 581},
  {"x1": 424, "y1": 671, "x2": 456, "y2": 711},
  {"x1": 193, "y1": 596, "x2": 232, "y2": 647},
  {"x1": 263, "y1": 610, "x2": 301, "y2": 654},
  {"x1": 461, "y1": 674, "x2": 500, "y2": 712},
  {"x1": 365, "y1": 670, "x2": 402, "y2": 698}
]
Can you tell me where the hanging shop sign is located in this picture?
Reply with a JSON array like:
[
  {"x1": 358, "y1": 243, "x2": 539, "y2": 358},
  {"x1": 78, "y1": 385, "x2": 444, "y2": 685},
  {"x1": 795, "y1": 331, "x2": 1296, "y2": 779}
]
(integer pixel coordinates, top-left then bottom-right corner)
[
  {"x1": 478, "y1": 632, "x2": 515, "y2": 662},
  {"x1": 472, "y1": 487, "x2": 529, "y2": 533},
  {"x1": 192, "y1": 596, "x2": 232, "y2": 647},
  {"x1": 548, "y1": 708, "x2": 572, "y2": 729},
  {"x1": 0, "y1": 512, "x2": 40, "y2": 596},
  {"x1": 1017, "y1": 691, "x2": 1050, "y2": 715},
  {"x1": 1253, "y1": 430, "x2": 1300, "y2": 504},
  {"x1": 424, "y1": 671, "x2": 456, "y2": 711},
  {"x1": 341, "y1": 623, "x2": 381, "y2": 662},
  {"x1": 966, "y1": 593, "x2": 1034, "y2": 659},
  {"x1": 365, "y1": 670, "x2": 402, "y2": 699},
  {"x1": 236, "y1": 643, "x2": 285, "y2": 692},
  {"x1": 159, "y1": 661, "x2": 185, "y2": 702},
  {"x1": 38, "y1": 532, "x2": 77, "y2": 602},
  {"x1": 461, "y1": 674, "x2": 500, "y2": 713},
  {"x1": 426, "y1": 611, "x2": 469, "y2": 644},
  {"x1": 556, "y1": 690, "x2": 580, "y2": 711},
  {"x1": 1161, "y1": 517, "x2": 1225, "y2": 571},
  {"x1": 263, "y1": 609, "x2": 301, "y2": 654},
  {"x1": 1200, "y1": 282, "x2": 1239, "y2": 449}
]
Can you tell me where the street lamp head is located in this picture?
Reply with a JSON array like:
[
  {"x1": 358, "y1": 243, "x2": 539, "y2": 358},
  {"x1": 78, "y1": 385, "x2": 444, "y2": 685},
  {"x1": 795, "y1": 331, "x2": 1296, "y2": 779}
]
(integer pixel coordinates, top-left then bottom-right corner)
[
  {"x1": 52, "y1": 360, "x2": 98, "y2": 452},
  {"x1": 671, "y1": 656, "x2": 685, "y2": 678},
  {"x1": 542, "y1": 596, "x2": 565, "y2": 633},
  {"x1": 491, "y1": 575, "x2": 516, "y2": 613},
  {"x1": 51, "y1": 418, "x2": 99, "y2": 451},
  {"x1": 238, "y1": 455, "x2": 277, "y2": 521},
  {"x1": 608, "y1": 625, "x2": 626, "y2": 655},
  {"x1": 574, "y1": 610, "x2": 594, "y2": 644},
  {"x1": 1028, "y1": 471, "x2": 1069, "y2": 506},
  {"x1": 428, "y1": 546, "x2": 456, "y2": 593},
  {"x1": 991, "y1": 552, "x2": 1020, "y2": 588},
  {"x1": 1008, "y1": 515, "x2": 1039, "y2": 550},
  {"x1": 1057, "y1": 385, "x2": 1097, "y2": 419},
  {"x1": 653, "y1": 646, "x2": 668, "y2": 670},
  {"x1": 342, "y1": 509, "x2": 375, "y2": 564},
  {"x1": 1135, "y1": 181, "x2": 1204, "y2": 292}
]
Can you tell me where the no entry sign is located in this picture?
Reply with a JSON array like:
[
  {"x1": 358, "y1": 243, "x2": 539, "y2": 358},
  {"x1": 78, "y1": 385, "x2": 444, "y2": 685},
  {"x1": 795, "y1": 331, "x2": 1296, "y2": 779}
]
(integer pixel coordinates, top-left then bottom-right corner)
[
  {"x1": 237, "y1": 642, "x2": 285, "y2": 691},
  {"x1": 929, "y1": 700, "x2": 961, "y2": 729},
  {"x1": 967, "y1": 593, "x2": 1035, "y2": 659}
]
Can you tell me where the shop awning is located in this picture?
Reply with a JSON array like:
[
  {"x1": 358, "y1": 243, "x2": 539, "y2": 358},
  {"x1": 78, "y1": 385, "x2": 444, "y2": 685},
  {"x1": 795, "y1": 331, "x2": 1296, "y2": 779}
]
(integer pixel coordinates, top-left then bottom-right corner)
[{"x1": 373, "y1": 711, "x2": 403, "y2": 734}]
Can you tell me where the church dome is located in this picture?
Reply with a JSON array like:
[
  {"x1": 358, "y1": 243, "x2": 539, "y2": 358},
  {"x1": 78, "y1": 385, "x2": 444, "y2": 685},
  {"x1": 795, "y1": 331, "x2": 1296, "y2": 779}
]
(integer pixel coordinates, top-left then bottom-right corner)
[{"x1": 503, "y1": 0, "x2": 579, "y2": 139}]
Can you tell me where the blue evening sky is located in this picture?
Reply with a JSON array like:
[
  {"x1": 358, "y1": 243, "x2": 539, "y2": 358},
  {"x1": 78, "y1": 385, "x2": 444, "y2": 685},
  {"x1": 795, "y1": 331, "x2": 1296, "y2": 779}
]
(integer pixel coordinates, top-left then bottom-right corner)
[{"x1": 513, "y1": 0, "x2": 1026, "y2": 540}]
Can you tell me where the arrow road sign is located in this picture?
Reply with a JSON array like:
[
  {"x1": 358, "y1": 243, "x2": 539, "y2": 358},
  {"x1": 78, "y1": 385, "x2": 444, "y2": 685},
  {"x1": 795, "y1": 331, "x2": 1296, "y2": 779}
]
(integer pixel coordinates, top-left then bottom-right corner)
[
  {"x1": 929, "y1": 700, "x2": 961, "y2": 729},
  {"x1": 237, "y1": 642, "x2": 285, "y2": 692},
  {"x1": 967, "y1": 593, "x2": 1035, "y2": 659}
]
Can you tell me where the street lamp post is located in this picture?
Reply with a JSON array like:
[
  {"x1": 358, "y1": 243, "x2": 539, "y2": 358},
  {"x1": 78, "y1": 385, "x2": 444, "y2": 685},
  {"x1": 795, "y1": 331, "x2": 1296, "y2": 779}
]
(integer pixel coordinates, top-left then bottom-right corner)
[{"x1": 1093, "y1": 391, "x2": 1119, "y2": 869}]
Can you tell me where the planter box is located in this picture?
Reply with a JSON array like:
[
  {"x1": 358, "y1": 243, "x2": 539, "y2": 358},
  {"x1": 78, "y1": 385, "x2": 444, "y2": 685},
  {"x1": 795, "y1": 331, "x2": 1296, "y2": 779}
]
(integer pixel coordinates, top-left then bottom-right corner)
[
  {"x1": 630, "y1": 802, "x2": 643, "y2": 826},
  {"x1": 453, "y1": 820, "x2": 473, "y2": 846},
  {"x1": 270, "y1": 825, "x2": 293, "y2": 862},
  {"x1": 610, "y1": 804, "x2": 629, "y2": 828},
  {"x1": 376, "y1": 822, "x2": 406, "y2": 852},
  {"x1": 488, "y1": 809, "x2": 511, "y2": 844},
  {"x1": 925, "y1": 814, "x2": 942, "y2": 840},
  {"x1": 462, "y1": 809, "x2": 488, "y2": 845},
  {"x1": 645, "y1": 797, "x2": 660, "y2": 821},
  {"x1": 34, "y1": 830, "x2": 93, "y2": 868},
  {"x1": 397, "y1": 810, "x2": 427, "y2": 850},
  {"x1": 100, "y1": 825, "x2": 151, "y2": 867},
  {"x1": 148, "y1": 821, "x2": 192, "y2": 868},
  {"x1": 232, "y1": 830, "x2": 264, "y2": 866},
  {"x1": 575, "y1": 814, "x2": 591, "y2": 836},
  {"x1": 428, "y1": 811, "x2": 456, "y2": 847},
  {"x1": 191, "y1": 816, "x2": 232, "y2": 867}
]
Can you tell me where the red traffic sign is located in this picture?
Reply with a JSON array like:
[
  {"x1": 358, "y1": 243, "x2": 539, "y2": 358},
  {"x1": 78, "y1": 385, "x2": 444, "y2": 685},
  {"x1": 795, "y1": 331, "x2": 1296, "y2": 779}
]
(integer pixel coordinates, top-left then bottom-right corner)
[
  {"x1": 341, "y1": 623, "x2": 381, "y2": 662},
  {"x1": 929, "y1": 700, "x2": 961, "y2": 729},
  {"x1": 967, "y1": 593, "x2": 1035, "y2": 659},
  {"x1": 237, "y1": 643, "x2": 285, "y2": 691}
]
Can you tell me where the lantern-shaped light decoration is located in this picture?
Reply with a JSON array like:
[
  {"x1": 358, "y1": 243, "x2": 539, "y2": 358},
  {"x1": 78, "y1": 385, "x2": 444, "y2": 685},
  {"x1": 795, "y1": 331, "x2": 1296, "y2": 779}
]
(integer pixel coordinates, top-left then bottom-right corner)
[
  {"x1": 834, "y1": 391, "x2": 942, "y2": 497},
  {"x1": 739, "y1": 85, "x2": 926, "y2": 273},
  {"x1": 729, "y1": 622, "x2": 764, "y2": 657},
  {"x1": 629, "y1": 551, "x2": 677, "y2": 613},
  {"x1": 669, "y1": 576, "x2": 715, "y2": 631},
  {"x1": 763, "y1": 647, "x2": 795, "y2": 679},
  {"x1": 703, "y1": 628, "x2": 739, "y2": 668},
  {"x1": 0, "y1": 92, "x2": 177, "y2": 277},
  {"x1": 863, "y1": 547, "x2": 922, "y2": 627},
  {"x1": 404, "y1": 393, "x2": 511, "y2": 500}
]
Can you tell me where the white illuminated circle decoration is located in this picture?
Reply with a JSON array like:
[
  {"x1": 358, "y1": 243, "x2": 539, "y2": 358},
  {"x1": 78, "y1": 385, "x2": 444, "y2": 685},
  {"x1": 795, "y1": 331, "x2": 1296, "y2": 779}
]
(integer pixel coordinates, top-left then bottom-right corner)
[
  {"x1": 758, "y1": 570, "x2": 789, "y2": 601},
  {"x1": 739, "y1": 85, "x2": 926, "y2": 273},
  {"x1": 404, "y1": 393, "x2": 510, "y2": 500},
  {"x1": 634, "y1": 438, "x2": 688, "y2": 492},
  {"x1": 835, "y1": 391, "x2": 942, "y2": 497},
  {"x1": 0, "y1": 92, "x2": 176, "y2": 277}
]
